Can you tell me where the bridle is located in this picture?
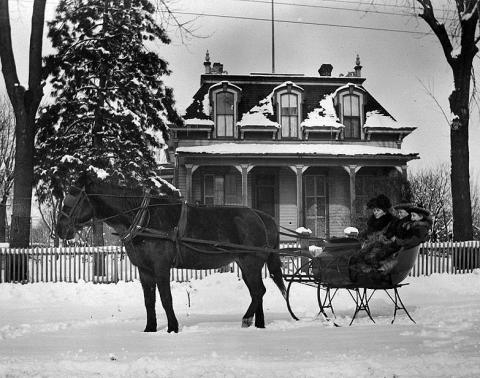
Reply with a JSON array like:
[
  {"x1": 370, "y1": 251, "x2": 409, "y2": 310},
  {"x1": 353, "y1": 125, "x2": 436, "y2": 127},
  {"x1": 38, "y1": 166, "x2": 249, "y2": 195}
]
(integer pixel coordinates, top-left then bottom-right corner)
[{"x1": 60, "y1": 185, "x2": 94, "y2": 228}]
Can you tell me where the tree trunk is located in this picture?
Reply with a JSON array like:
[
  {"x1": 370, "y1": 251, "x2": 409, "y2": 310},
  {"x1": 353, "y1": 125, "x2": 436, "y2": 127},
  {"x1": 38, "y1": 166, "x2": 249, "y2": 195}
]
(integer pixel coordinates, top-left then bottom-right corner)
[
  {"x1": 92, "y1": 219, "x2": 104, "y2": 246},
  {"x1": 449, "y1": 60, "x2": 474, "y2": 242},
  {"x1": 450, "y1": 124, "x2": 473, "y2": 241},
  {"x1": 0, "y1": 199, "x2": 7, "y2": 242},
  {"x1": 0, "y1": 0, "x2": 46, "y2": 249},
  {"x1": 10, "y1": 102, "x2": 35, "y2": 248}
]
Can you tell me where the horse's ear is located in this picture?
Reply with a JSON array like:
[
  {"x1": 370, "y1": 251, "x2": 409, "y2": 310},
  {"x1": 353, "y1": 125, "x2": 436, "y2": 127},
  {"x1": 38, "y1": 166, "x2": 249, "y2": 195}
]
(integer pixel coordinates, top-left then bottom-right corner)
[{"x1": 76, "y1": 172, "x2": 94, "y2": 190}]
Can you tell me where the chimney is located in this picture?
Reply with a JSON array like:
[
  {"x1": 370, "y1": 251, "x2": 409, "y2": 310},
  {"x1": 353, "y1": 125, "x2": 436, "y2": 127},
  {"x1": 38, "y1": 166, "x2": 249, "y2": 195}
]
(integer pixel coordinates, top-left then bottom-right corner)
[
  {"x1": 204, "y1": 50, "x2": 211, "y2": 74},
  {"x1": 212, "y1": 62, "x2": 224, "y2": 74},
  {"x1": 354, "y1": 54, "x2": 362, "y2": 77},
  {"x1": 318, "y1": 64, "x2": 333, "y2": 77}
]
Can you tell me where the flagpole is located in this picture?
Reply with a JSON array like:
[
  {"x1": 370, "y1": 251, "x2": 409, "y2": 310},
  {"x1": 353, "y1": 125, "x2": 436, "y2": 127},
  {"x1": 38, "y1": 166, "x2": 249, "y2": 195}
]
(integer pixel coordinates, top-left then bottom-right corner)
[{"x1": 271, "y1": 0, "x2": 275, "y2": 73}]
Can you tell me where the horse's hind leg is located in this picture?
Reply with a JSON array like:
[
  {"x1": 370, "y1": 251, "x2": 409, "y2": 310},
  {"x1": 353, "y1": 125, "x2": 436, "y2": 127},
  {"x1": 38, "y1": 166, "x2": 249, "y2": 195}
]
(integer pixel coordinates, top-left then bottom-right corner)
[
  {"x1": 155, "y1": 267, "x2": 179, "y2": 333},
  {"x1": 139, "y1": 269, "x2": 157, "y2": 332},
  {"x1": 238, "y1": 259, "x2": 266, "y2": 328}
]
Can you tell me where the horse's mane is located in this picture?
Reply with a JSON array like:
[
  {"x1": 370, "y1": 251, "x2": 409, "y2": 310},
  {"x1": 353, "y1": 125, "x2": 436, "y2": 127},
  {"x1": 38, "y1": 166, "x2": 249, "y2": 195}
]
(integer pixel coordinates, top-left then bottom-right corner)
[{"x1": 78, "y1": 173, "x2": 182, "y2": 203}]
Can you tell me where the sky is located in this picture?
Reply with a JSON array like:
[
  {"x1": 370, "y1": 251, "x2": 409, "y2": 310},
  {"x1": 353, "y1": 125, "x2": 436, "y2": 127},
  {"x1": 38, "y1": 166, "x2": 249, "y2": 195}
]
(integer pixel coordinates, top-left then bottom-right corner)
[
  {"x1": 4, "y1": 0, "x2": 480, "y2": 176},
  {"x1": 1, "y1": 271, "x2": 480, "y2": 376}
]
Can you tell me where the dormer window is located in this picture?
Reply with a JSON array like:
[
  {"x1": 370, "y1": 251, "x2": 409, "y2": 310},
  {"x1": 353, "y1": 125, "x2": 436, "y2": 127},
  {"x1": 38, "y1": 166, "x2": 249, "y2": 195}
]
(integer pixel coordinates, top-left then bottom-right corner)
[
  {"x1": 273, "y1": 82, "x2": 303, "y2": 139},
  {"x1": 280, "y1": 93, "x2": 299, "y2": 138},
  {"x1": 335, "y1": 84, "x2": 365, "y2": 140},
  {"x1": 216, "y1": 92, "x2": 234, "y2": 137},
  {"x1": 209, "y1": 81, "x2": 242, "y2": 139},
  {"x1": 342, "y1": 94, "x2": 361, "y2": 139}
]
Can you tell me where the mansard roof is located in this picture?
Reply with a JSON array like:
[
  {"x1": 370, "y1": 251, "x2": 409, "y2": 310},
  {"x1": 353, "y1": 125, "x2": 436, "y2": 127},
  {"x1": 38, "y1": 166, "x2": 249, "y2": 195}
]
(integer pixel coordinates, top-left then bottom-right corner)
[{"x1": 182, "y1": 73, "x2": 411, "y2": 131}]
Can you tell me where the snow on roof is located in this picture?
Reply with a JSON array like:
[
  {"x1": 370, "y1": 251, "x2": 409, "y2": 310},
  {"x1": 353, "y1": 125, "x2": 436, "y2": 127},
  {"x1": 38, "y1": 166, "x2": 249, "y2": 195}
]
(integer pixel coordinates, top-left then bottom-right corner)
[
  {"x1": 301, "y1": 94, "x2": 344, "y2": 129},
  {"x1": 272, "y1": 81, "x2": 304, "y2": 93},
  {"x1": 202, "y1": 92, "x2": 210, "y2": 116},
  {"x1": 237, "y1": 95, "x2": 279, "y2": 128},
  {"x1": 332, "y1": 82, "x2": 365, "y2": 97},
  {"x1": 184, "y1": 118, "x2": 214, "y2": 126},
  {"x1": 176, "y1": 143, "x2": 418, "y2": 157},
  {"x1": 208, "y1": 80, "x2": 242, "y2": 93},
  {"x1": 237, "y1": 112, "x2": 280, "y2": 128},
  {"x1": 364, "y1": 110, "x2": 416, "y2": 130}
]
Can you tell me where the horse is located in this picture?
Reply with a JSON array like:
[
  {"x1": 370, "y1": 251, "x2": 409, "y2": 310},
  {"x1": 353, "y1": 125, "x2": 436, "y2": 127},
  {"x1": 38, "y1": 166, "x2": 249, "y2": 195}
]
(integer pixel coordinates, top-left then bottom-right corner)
[{"x1": 56, "y1": 174, "x2": 287, "y2": 333}]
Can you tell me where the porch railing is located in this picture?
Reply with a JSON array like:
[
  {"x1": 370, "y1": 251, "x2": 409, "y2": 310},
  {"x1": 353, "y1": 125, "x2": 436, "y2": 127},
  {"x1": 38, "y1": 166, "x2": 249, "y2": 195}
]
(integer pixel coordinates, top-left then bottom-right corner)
[{"x1": 0, "y1": 240, "x2": 479, "y2": 284}]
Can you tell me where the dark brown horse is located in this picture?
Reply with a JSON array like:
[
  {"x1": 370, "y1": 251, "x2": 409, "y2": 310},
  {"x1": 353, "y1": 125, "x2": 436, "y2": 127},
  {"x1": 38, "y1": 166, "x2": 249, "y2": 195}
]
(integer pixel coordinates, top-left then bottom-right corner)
[{"x1": 56, "y1": 175, "x2": 286, "y2": 333}]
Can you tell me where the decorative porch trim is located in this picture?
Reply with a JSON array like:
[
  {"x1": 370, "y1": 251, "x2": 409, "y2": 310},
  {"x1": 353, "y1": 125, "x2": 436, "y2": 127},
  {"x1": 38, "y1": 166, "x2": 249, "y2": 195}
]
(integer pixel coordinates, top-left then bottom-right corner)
[
  {"x1": 185, "y1": 164, "x2": 199, "y2": 203},
  {"x1": 235, "y1": 164, "x2": 254, "y2": 206}
]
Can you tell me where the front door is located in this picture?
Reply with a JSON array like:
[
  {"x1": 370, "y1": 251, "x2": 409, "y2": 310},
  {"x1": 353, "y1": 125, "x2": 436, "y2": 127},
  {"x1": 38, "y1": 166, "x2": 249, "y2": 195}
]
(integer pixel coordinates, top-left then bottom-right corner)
[{"x1": 254, "y1": 174, "x2": 277, "y2": 220}]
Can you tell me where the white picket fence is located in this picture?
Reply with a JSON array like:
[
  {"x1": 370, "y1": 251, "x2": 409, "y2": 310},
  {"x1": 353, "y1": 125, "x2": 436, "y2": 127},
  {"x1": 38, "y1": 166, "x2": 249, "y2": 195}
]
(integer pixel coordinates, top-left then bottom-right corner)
[{"x1": 0, "y1": 240, "x2": 479, "y2": 284}]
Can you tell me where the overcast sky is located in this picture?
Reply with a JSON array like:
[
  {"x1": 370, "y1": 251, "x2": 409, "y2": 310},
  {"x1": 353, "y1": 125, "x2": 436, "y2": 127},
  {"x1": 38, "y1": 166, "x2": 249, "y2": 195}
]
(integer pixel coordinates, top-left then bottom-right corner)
[{"x1": 5, "y1": 0, "x2": 480, "y2": 176}]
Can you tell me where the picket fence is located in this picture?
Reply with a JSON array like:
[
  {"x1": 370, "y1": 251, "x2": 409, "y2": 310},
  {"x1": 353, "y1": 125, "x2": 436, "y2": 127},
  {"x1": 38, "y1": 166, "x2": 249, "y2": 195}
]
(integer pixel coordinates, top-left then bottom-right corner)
[{"x1": 0, "y1": 240, "x2": 479, "y2": 284}]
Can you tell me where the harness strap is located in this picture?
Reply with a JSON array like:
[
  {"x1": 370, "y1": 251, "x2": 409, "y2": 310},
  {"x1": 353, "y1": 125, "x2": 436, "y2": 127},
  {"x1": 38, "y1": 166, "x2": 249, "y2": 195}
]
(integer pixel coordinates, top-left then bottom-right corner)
[
  {"x1": 121, "y1": 190, "x2": 151, "y2": 244},
  {"x1": 172, "y1": 202, "x2": 188, "y2": 267}
]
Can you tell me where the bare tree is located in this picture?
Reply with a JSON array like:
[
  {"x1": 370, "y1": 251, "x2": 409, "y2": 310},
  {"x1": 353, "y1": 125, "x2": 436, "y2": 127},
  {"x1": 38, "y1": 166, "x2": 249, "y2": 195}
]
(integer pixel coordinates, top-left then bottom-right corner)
[
  {"x1": 36, "y1": 189, "x2": 62, "y2": 247},
  {"x1": 0, "y1": 95, "x2": 15, "y2": 242},
  {"x1": 471, "y1": 174, "x2": 480, "y2": 239},
  {"x1": 0, "y1": 0, "x2": 46, "y2": 248},
  {"x1": 411, "y1": 0, "x2": 479, "y2": 240},
  {"x1": 409, "y1": 164, "x2": 452, "y2": 241}
]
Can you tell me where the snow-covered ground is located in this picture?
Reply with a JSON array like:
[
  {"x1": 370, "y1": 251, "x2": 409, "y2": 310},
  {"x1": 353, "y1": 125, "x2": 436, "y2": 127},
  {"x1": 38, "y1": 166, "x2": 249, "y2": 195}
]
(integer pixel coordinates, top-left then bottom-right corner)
[{"x1": 1, "y1": 271, "x2": 479, "y2": 377}]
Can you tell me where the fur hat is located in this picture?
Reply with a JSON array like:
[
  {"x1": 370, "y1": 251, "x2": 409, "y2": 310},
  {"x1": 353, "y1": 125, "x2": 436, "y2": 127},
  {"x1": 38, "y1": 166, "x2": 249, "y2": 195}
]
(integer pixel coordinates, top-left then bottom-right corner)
[
  {"x1": 410, "y1": 205, "x2": 431, "y2": 218},
  {"x1": 394, "y1": 203, "x2": 414, "y2": 211},
  {"x1": 367, "y1": 194, "x2": 392, "y2": 212}
]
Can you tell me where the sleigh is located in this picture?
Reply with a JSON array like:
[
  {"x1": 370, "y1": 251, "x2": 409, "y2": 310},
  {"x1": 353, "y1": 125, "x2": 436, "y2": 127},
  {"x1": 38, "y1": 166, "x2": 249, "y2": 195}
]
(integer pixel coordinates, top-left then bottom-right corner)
[{"x1": 283, "y1": 236, "x2": 420, "y2": 325}]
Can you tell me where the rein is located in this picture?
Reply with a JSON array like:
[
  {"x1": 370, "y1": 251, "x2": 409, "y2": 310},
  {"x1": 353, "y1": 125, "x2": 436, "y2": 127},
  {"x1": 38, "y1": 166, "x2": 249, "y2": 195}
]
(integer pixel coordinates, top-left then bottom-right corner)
[{"x1": 63, "y1": 185, "x2": 323, "y2": 258}]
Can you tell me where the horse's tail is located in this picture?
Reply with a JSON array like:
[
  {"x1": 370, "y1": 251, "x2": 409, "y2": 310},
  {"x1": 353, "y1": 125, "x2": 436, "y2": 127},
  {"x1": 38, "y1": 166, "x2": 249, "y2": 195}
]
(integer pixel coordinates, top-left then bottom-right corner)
[
  {"x1": 252, "y1": 209, "x2": 287, "y2": 299},
  {"x1": 267, "y1": 253, "x2": 287, "y2": 299}
]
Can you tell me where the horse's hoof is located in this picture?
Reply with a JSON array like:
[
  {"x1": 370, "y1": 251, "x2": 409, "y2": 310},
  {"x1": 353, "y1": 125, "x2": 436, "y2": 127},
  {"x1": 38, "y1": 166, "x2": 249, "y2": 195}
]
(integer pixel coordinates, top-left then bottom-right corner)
[
  {"x1": 242, "y1": 317, "x2": 253, "y2": 328},
  {"x1": 255, "y1": 323, "x2": 265, "y2": 329},
  {"x1": 143, "y1": 327, "x2": 157, "y2": 332},
  {"x1": 167, "y1": 327, "x2": 179, "y2": 333}
]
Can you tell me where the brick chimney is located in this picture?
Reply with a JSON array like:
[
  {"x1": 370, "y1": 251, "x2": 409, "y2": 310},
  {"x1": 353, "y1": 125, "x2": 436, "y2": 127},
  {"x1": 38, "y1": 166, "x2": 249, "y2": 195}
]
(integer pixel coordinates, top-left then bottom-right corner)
[
  {"x1": 204, "y1": 50, "x2": 211, "y2": 74},
  {"x1": 354, "y1": 54, "x2": 362, "y2": 77},
  {"x1": 318, "y1": 64, "x2": 333, "y2": 77}
]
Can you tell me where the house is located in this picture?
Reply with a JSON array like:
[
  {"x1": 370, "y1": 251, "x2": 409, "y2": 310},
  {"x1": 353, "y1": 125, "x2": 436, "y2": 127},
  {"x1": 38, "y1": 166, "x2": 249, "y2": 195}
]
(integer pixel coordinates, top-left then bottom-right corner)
[{"x1": 167, "y1": 52, "x2": 419, "y2": 239}]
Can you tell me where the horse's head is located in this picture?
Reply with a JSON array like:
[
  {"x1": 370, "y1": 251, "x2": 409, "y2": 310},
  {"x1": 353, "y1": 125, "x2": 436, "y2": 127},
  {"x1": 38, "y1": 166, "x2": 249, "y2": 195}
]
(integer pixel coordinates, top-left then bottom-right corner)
[{"x1": 56, "y1": 177, "x2": 95, "y2": 240}]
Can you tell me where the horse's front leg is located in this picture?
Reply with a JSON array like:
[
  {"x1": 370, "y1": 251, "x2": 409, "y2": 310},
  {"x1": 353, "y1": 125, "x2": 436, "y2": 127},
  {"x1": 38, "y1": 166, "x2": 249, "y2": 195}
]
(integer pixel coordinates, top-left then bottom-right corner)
[
  {"x1": 139, "y1": 269, "x2": 157, "y2": 332},
  {"x1": 156, "y1": 267, "x2": 179, "y2": 333}
]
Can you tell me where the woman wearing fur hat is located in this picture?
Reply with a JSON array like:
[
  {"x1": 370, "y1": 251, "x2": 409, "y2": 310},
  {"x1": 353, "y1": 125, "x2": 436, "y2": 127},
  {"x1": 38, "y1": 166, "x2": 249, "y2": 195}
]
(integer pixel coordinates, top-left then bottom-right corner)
[
  {"x1": 350, "y1": 194, "x2": 395, "y2": 274},
  {"x1": 386, "y1": 203, "x2": 414, "y2": 240},
  {"x1": 361, "y1": 202, "x2": 414, "y2": 269},
  {"x1": 377, "y1": 205, "x2": 432, "y2": 273},
  {"x1": 394, "y1": 205, "x2": 432, "y2": 249},
  {"x1": 357, "y1": 194, "x2": 395, "y2": 245}
]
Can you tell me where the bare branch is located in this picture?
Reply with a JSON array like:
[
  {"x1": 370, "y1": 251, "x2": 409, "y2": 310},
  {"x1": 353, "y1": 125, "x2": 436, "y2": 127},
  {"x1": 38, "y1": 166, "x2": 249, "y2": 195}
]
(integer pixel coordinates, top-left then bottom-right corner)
[
  {"x1": 416, "y1": 77, "x2": 451, "y2": 126},
  {"x1": 417, "y1": 0, "x2": 456, "y2": 67}
]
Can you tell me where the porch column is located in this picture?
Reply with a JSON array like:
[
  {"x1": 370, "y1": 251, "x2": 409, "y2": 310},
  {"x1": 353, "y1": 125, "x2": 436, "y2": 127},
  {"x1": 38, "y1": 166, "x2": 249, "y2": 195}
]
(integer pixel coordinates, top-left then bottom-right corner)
[
  {"x1": 289, "y1": 165, "x2": 308, "y2": 227},
  {"x1": 184, "y1": 164, "x2": 198, "y2": 203},
  {"x1": 235, "y1": 164, "x2": 253, "y2": 206},
  {"x1": 394, "y1": 165, "x2": 408, "y2": 180},
  {"x1": 343, "y1": 165, "x2": 361, "y2": 223}
]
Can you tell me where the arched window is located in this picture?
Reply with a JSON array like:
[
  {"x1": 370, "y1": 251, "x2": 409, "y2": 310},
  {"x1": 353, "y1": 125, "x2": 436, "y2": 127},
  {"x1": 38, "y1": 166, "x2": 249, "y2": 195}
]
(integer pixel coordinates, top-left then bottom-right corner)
[
  {"x1": 280, "y1": 93, "x2": 299, "y2": 138},
  {"x1": 216, "y1": 92, "x2": 234, "y2": 137},
  {"x1": 342, "y1": 94, "x2": 361, "y2": 139}
]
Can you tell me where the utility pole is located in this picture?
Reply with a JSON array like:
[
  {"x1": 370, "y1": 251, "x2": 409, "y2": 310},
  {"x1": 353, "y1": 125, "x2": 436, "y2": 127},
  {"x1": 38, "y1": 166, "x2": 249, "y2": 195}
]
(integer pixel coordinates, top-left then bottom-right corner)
[{"x1": 271, "y1": 0, "x2": 275, "y2": 73}]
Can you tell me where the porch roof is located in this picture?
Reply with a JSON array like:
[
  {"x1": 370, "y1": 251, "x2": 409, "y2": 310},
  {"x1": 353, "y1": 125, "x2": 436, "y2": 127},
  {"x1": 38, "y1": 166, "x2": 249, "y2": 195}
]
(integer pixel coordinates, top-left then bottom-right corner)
[{"x1": 175, "y1": 143, "x2": 419, "y2": 159}]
